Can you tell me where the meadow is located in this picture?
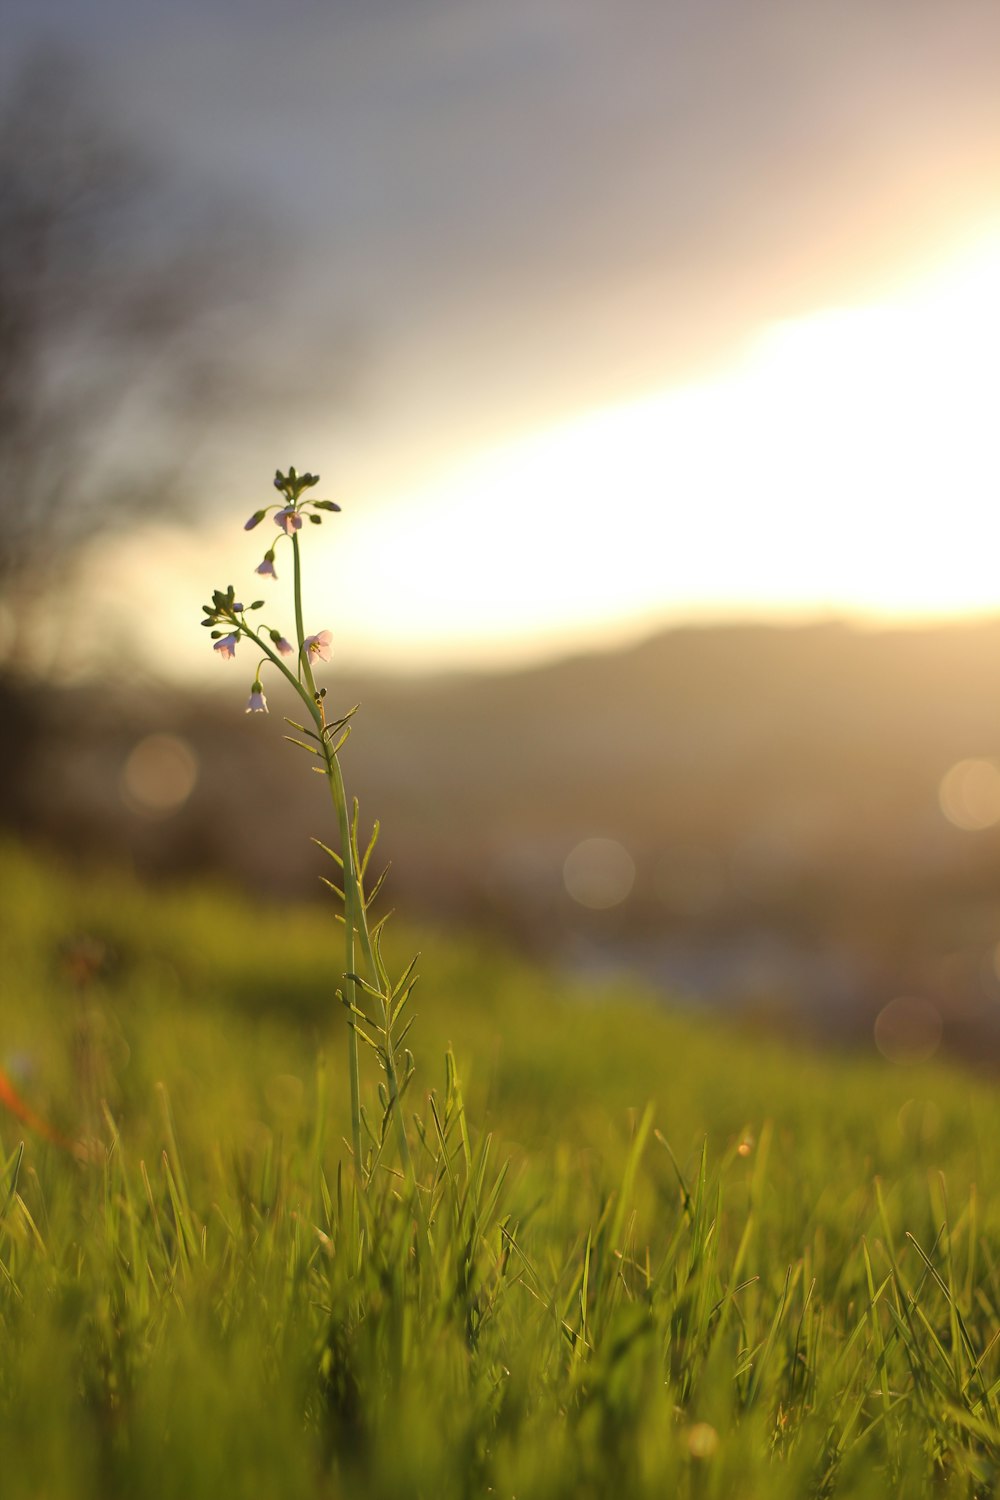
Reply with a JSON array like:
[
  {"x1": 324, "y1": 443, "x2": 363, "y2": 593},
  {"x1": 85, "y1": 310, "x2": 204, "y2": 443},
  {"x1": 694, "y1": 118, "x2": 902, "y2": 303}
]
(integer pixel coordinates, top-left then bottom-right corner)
[{"x1": 4, "y1": 835, "x2": 1000, "y2": 1498}]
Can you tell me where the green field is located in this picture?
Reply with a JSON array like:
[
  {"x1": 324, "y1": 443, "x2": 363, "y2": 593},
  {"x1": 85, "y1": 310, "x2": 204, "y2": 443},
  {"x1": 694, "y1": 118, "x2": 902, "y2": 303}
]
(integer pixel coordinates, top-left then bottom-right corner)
[{"x1": 3, "y1": 837, "x2": 1000, "y2": 1498}]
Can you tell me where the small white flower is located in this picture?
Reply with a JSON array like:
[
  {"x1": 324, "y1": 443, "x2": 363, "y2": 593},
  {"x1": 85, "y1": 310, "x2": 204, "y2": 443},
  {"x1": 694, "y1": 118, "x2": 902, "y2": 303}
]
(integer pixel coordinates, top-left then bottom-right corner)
[
  {"x1": 274, "y1": 635, "x2": 294, "y2": 657},
  {"x1": 246, "y1": 682, "x2": 268, "y2": 713},
  {"x1": 214, "y1": 633, "x2": 239, "y2": 660}
]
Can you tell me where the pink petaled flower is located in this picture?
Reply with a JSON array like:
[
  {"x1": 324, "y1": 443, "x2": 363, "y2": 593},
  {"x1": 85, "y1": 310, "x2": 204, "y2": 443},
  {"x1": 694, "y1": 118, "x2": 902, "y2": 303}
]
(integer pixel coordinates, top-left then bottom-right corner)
[
  {"x1": 213, "y1": 633, "x2": 239, "y2": 660},
  {"x1": 246, "y1": 682, "x2": 268, "y2": 714},
  {"x1": 274, "y1": 636, "x2": 294, "y2": 657},
  {"x1": 256, "y1": 553, "x2": 277, "y2": 579},
  {"x1": 274, "y1": 507, "x2": 303, "y2": 535},
  {"x1": 304, "y1": 629, "x2": 333, "y2": 662}
]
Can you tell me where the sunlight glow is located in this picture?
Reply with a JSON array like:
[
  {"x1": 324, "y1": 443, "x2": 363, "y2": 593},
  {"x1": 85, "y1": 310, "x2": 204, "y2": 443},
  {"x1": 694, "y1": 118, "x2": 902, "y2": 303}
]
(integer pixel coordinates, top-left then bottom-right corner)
[
  {"x1": 92, "y1": 224, "x2": 1000, "y2": 679},
  {"x1": 320, "y1": 227, "x2": 1000, "y2": 667}
]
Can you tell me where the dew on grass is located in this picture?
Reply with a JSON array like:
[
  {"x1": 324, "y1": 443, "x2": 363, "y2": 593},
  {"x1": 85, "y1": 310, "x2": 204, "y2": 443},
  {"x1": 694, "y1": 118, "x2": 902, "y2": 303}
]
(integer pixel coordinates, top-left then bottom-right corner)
[{"x1": 563, "y1": 837, "x2": 635, "y2": 910}]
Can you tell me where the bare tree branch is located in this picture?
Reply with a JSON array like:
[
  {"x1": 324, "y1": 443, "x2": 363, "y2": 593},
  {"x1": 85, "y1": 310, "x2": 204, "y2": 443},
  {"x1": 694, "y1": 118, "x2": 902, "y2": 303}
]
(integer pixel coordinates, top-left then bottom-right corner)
[{"x1": 0, "y1": 47, "x2": 278, "y2": 640}]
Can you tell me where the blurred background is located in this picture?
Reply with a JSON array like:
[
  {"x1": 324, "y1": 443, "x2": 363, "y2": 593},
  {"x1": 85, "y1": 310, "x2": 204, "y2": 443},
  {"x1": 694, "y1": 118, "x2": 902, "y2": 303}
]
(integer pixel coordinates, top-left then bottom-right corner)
[{"x1": 6, "y1": 2, "x2": 1000, "y2": 1066}]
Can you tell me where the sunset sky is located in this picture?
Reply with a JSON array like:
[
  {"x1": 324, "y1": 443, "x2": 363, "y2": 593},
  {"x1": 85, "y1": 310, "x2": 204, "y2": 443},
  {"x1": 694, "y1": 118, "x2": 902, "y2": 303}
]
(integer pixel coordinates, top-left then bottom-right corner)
[{"x1": 8, "y1": 1, "x2": 1000, "y2": 676}]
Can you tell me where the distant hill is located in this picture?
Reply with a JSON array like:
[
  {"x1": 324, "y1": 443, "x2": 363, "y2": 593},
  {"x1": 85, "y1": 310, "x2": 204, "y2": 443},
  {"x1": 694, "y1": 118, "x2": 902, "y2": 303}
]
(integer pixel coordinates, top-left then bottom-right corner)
[{"x1": 7, "y1": 618, "x2": 1000, "y2": 1054}]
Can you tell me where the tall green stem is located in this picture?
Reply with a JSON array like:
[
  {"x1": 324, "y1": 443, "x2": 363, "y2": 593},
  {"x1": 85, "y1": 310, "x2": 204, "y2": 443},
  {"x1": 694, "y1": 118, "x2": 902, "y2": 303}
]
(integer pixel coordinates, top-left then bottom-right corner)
[
  {"x1": 246, "y1": 528, "x2": 417, "y2": 1204},
  {"x1": 292, "y1": 533, "x2": 363, "y2": 1176},
  {"x1": 324, "y1": 749, "x2": 362, "y2": 1176},
  {"x1": 347, "y1": 810, "x2": 417, "y2": 1191}
]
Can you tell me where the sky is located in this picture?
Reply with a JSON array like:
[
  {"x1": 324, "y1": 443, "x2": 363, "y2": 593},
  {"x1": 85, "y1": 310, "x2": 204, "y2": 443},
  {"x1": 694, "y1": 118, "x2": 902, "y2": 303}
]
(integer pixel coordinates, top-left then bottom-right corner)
[{"x1": 8, "y1": 0, "x2": 1000, "y2": 677}]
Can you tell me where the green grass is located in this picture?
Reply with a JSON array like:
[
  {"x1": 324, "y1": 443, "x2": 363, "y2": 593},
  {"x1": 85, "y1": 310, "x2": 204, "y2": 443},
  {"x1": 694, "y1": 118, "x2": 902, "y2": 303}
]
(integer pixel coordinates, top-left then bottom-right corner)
[{"x1": 4, "y1": 837, "x2": 1000, "y2": 1497}]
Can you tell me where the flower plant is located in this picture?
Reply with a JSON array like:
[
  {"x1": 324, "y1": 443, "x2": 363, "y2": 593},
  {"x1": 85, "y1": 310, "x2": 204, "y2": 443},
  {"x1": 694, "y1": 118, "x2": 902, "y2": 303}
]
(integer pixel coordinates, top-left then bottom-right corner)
[{"x1": 201, "y1": 467, "x2": 417, "y2": 1185}]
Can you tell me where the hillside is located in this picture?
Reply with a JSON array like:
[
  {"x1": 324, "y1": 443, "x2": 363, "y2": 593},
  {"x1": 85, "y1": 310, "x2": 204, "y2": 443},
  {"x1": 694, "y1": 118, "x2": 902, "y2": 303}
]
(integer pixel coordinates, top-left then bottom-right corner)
[{"x1": 6, "y1": 617, "x2": 1000, "y2": 1053}]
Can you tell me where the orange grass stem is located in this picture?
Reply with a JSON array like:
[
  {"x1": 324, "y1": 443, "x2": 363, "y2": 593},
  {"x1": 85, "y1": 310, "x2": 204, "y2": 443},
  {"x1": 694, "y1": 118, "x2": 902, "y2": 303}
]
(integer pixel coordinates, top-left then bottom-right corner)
[{"x1": 0, "y1": 1068, "x2": 73, "y2": 1150}]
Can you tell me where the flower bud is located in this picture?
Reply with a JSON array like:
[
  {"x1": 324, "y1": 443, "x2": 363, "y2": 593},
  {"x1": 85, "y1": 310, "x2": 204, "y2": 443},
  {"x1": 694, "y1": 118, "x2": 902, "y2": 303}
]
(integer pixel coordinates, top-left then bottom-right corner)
[{"x1": 244, "y1": 510, "x2": 266, "y2": 531}]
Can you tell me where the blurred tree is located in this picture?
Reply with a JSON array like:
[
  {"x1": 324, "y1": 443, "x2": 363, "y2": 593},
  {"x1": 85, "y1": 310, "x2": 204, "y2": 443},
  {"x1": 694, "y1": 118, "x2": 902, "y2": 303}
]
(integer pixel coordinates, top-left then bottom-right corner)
[{"x1": 0, "y1": 48, "x2": 272, "y2": 665}]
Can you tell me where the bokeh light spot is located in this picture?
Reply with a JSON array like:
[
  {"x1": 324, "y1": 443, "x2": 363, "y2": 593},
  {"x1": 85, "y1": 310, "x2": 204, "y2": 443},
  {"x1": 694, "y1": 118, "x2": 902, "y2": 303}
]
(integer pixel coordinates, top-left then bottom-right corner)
[
  {"x1": 120, "y1": 733, "x2": 199, "y2": 817},
  {"x1": 896, "y1": 1097, "x2": 943, "y2": 1145},
  {"x1": 938, "y1": 758, "x2": 1000, "y2": 830},
  {"x1": 874, "y1": 996, "x2": 942, "y2": 1064},
  {"x1": 686, "y1": 1423, "x2": 719, "y2": 1460},
  {"x1": 563, "y1": 838, "x2": 635, "y2": 910}
]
